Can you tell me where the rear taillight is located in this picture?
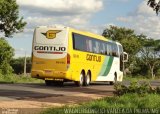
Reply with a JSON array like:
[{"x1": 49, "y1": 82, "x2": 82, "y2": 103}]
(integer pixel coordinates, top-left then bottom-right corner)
[
  {"x1": 67, "y1": 53, "x2": 70, "y2": 64},
  {"x1": 67, "y1": 53, "x2": 70, "y2": 69}
]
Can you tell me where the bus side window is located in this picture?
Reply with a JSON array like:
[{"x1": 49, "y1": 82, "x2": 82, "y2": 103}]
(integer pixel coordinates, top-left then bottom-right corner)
[
  {"x1": 112, "y1": 44, "x2": 118, "y2": 57},
  {"x1": 92, "y1": 40, "x2": 96, "y2": 53},
  {"x1": 100, "y1": 42, "x2": 105, "y2": 54},
  {"x1": 73, "y1": 33, "x2": 86, "y2": 51},
  {"x1": 102, "y1": 43, "x2": 106, "y2": 55},
  {"x1": 82, "y1": 38, "x2": 87, "y2": 51},
  {"x1": 86, "y1": 39, "x2": 89, "y2": 52},
  {"x1": 107, "y1": 42, "x2": 112, "y2": 56},
  {"x1": 92, "y1": 40, "x2": 100, "y2": 54},
  {"x1": 96, "y1": 41, "x2": 100, "y2": 54},
  {"x1": 115, "y1": 44, "x2": 119, "y2": 57},
  {"x1": 106, "y1": 42, "x2": 109, "y2": 55},
  {"x1": 86, "y1": 39, "x2": 93, "y2": 52}
]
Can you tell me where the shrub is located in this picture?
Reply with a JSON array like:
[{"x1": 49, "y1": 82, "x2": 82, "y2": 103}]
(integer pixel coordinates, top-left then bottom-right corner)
[
  {"x1": 114, "y1": 81, "x2": 159, "y2": 96},
  {"x1": 0, "y1": 38, "x2": 14, "y2": 75},
  {"x1": 41, "y1": 93, "x2": 160, "y2": 114}
]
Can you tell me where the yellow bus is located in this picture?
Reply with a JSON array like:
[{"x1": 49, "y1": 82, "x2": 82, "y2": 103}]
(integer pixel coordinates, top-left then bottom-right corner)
[{"x1": 31, "y1": 25, "x2": 128, "y2": 86}]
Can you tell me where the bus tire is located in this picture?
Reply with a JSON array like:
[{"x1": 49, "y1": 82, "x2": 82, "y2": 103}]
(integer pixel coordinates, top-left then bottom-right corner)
[
  {"x1": 45, "y1": 80, "x2": 53, "y2": 86},
  {"x1": 75, "y1": 71, "x2": 85, "y2": 87},
  {"x1": 54, "y1": 81, "x2": 64, "y2": 86},
  {"x1": 84, "y1": 72, "x2": 91, "y2": 86}
]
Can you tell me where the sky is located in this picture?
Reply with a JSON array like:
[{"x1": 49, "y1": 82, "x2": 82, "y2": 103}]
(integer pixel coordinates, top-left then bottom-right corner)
[{"x1": 7, "y1": 0, "x2": 160, "y2": 57}]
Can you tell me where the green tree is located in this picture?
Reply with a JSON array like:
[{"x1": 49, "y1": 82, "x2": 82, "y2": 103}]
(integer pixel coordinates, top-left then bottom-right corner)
[
  {"x1": 147, "y1": 0, "x2": 160, "y2": 15},
  {"x1": 131, "y1": 57, "x2": 149, "y2": 76},
  {"x1": 102, "y1": 26, "x2": 143, "y2": 69},
  {"x1": 10, "y1": 57, "x2": 31, "y2": 74},
  {"x1": 0, "y1": 0, "x2": 26, "y2": 75},
  {"x1": 0, "y1": 0, "x2": 26, "y2": 37},
  {"x1": 140, "y1": 39, "x2": 160, "y2": 79},
  {"x1": 0, "y1": 38, "x2": 14, "y2": 74}
]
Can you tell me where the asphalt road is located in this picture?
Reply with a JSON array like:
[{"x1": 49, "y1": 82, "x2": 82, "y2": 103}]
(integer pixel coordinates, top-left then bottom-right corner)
[
  {"x1": 0, "y1": 82, "x2": 114, "y2": 110},
  {"x1": 0, "y1": 80, "x2": 160, "y2": 110}
]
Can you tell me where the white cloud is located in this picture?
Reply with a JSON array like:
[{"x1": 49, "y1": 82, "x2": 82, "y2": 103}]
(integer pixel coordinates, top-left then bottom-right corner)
[
  {"x1": 17, "y1": 0, "x2": 103, "y2": 15},
  {"x1": 74, "y1": 24, "x2": 106, "y2": 35},
  {"x1": 136, "y1": 0, "x2": 155, "y2": 16},
  {"x1": 117, "y1": 0, "x2": 130, "y2": 2},
  {"x1": 26, "y1": 17, "x2": 54, "y2": 25},
  {"x1": 116, "y1": 0, "x2": 160, "y2": 39},
  {"x1": 69, "y1": 16, "x2": 89, "y2": 25},
  {"x1": 116, "y1": 17, "x2": 132, "y2": 23},
  {"x1": 14, "y1": 49, "x2": 31, "y2": 58},
  {"x1": 10, "y1": 0, "x2": 104, "y2": 57},
  {"x1": 16, "y1": 0, "x2": 104, "y2": 36},
  {"x1": 11, "y1": 0, "x2": 105, "y2": 57}
]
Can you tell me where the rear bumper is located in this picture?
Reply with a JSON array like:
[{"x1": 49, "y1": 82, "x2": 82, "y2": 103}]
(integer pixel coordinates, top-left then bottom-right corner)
[{"x1": 31, "y1": 70, "x2": 71, "y2": 80}]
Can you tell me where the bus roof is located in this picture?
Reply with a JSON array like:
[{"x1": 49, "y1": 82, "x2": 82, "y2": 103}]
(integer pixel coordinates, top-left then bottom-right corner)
[
  {"x1": 69, "y1": 27, "x2": 122, "y2": 46},
  {"x1": 36, "y1": 25, "x2": 122, "y2": 46}
]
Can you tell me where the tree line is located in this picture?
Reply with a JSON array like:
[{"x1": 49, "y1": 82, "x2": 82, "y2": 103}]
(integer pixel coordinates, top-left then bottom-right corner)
[
  {"x1": 0, "y1": 0, "x2": 159, "y2": 78},
  {"x1": 0, "y1": 0, "x2": 26, "y2": 75},
  {"x1": 103, "y1": 26, "x2": 160, "y2": 79}
]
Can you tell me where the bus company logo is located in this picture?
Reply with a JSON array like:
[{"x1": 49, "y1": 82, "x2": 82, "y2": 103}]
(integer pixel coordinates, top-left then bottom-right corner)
[
  {"x1": 42, "y1": 30, "x2": 61, "y2": 39},
  {"x1": 86, "y1": 54, "x2": 101, "y2": 62}
]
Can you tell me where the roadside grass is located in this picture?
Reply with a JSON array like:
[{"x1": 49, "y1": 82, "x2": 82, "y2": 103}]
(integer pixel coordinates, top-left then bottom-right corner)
[
  {"x1": 41, "y1": 93, "x2": 160, "y2": 114},
  {"x1": 0, "y1": 74, "x2": 44, "y2": 83},
  {"x1": 123, "y1": 75, "x2": 154, "y2": 82}
]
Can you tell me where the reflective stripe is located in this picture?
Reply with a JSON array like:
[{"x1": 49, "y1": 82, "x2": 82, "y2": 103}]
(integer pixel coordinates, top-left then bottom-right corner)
[{"x1": 98, "y1": 56, "x2": 114, "y2": 76}]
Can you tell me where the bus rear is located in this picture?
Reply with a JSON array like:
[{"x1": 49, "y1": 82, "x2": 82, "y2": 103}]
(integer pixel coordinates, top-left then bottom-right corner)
[{"x1": 31, "y1": 26, "x2": 69, "y2": 84}]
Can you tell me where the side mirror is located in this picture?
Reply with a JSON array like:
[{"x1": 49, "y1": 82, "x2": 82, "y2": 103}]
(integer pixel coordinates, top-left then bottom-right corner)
[{"x1": 123, "y1": 52, "x2": 128, "y2": 62}]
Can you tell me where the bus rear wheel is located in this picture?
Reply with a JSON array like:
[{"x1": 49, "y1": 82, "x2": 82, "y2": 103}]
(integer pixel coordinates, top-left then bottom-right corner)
[
  {"x1": 75, "y1": 71, "x2": 85, "y2": 87},
  {"x1": 84, "y1": 72, "x2": 90, "y2": 86},
  {"x1": 45, "y1": 80, "x2": 53, "y2": 86},
  {"x1": 53, "y1": 81, "x2": 64, "y2": 86}
]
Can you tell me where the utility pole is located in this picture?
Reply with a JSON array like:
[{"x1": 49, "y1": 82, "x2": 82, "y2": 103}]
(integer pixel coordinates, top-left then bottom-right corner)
[{"x1": 24, "y1": 51, "x2": 27, "y2": 76}]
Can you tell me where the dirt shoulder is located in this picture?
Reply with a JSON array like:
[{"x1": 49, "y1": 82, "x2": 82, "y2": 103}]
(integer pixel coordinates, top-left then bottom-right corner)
[{"x1": 0, "y1": 83, "x2": 114, "y2": 113}]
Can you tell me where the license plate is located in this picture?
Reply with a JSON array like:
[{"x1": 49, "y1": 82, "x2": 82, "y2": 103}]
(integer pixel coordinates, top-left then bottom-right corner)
[
  {"x1": 45, "y1": 78, "x2": 53, "y2": 80},
  {"x1": 45, "y1": 70, "x2": 52, "y2": 73}
]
